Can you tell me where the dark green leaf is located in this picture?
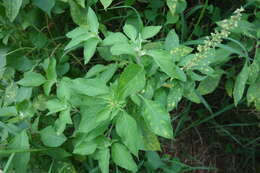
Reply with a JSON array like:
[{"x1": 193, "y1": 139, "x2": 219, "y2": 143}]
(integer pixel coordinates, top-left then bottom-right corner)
[{"x1": 32, "y1": 0, "x2": 55, "y2": 16}]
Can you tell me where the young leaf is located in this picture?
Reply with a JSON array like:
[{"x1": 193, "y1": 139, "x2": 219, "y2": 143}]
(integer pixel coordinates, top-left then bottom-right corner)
[
  {"x1": 123, "y1": 24, "x2": 138, "y2": 41},
  {"x1": 141, "y1": 26, "x2": 162, "y2": 40},
  {"x1": 116, "y1": 112, "x2": 140, "y2": 156},
  {"x1": 83, "y1": 38, "x2": 99, "y2": 64},
  {"x1": 87, "y1": 7, "x2": 99, "y2": 33},
  {"x1": 111, "y1": 143, "x2": 138, "y2": 172},
  {"x1": 233, "y1": 64, "x2": 249, "y2": 105},
  {"x1": 100, "y1": 0, "x2": 113, "y2": 9},
  {"x1": 141, "y1": 97, "x2": 173, "y2": 139},
  {"x1": 3, "y1": 0, "x2": 23, "y2": 22},
  {"x1": 40, "y1": 126, "x2": 67, "y2": 147},
  {"x1": 117, "y1": 64, "x2": 145, "y2": 99},
  {"x1": 17, "y1": 71, "x2": 46, "y2": 87},
  {"x1": 9, "y1": 130, "x2": 30, "y2": 173},
  {"x1": 111, "y1": 43, "x2": 136, "y2": 56}
]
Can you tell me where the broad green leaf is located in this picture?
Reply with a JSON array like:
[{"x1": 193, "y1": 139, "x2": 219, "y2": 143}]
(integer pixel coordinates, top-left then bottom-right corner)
[
  {"x1": 111, "y1": 43, "x2": 136, "y2": 56},
  {"x1": 57, "y1": 78, "x2": 71, "y2": 100},
  {"x1": 141, "y1": 97, "x2": 173, "y2": 139},
  {"x1": 32, "y1": 0, "x2": 55, "y2": 16},
  {"x1": 69, "y1": 0, "x2": 88, "y2": 25},
  {"x1": 46, "y1": 98, "x2": 67, "y2": 115},
  {"x1": 4, "y1": 0, "x2": 23, "y2": 22},
  {"x1": 102, "y1": 32, "x2": 128, "y2": 46},
  {"x1": 165, "y1": 29, "x2": 179, "y2": 50},
  {"x1": 9, "y1": 130, "x2": 30, "y2": 173},
  {"x1": 17, "y1": 71, "x2": 46, "y2": 87},
  {"x1": 166, "y1": 0, "x2": 177, "y2": 15},
  {"x1": 248, "y1": 59, "x2": 260, "y2": 84},
  {"x1": 96, "y1": 148, "x2": 110, "y2": 173},
  {"x1": 99, "y1": 64, "x2": 118, "y2": 82},
  {"x1": 100, "y1": 0, "x2": 113, "y2": 9},
  {"x1": 147, "y1": 50, "x2": 186, "y2": 81},
  {"x1": 65, "y1": 32, "x2": 93, "y2": 50},
  {"x1": 83, "y1": 37, "x2": 99, "y2": 64},
  {"x1": 85, "y1": 64, "x2": 107, "y2": 78},
  {"x1": 233, "y1": 64, "x2": 249, "y2": 105},
  {"x1": 40, "y1": 126, "x2": 67, "y2": 147},
  {"x1": 116, "y1": 112, "x2": 140, "y2": 156},
  {"x1": 73, "y1": 140, "x2": 97, "y2": 155},
  {"x1": 123, "y1": 24, "x2": 137, "y2": 41},
  {"x1": 197, "y1": 73, "x2": 222, "y2": 95},
  {"x1": 117, "y1": 64, "x2": 145, "y2": 99},
  {"x1": 87, "y1": 7, "x2": 99, "y2": 33},
  {"x1": 43, "y1": 58, "x2": 57, "y2": 96},
  {"x1": 69, "y1": 78, "x2": 109, "y2": 96},
  {"x1": 167, "y1": 81, "x2": 183, "y2": 111},
  {"x1": 141, "y1": 26, "x2": 162, "y2": 40},
  {"x1": 111, "y1": 143, "x2": 138, "y2": 172}
]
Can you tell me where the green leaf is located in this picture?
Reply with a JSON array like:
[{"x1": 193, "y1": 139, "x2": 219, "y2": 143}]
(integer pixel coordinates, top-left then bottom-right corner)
[
  {"x1": 123, "y1": 24, "x2": 137, "y2": 41},
  {"x1": 111, "y1": 43, "x2": 136, "y2": 56},
  {"x1": 65, "y1": 30, "x2": 93, "y2": 50},
  {"x1": 54, "y1": 108, "x2": 72, "y2": 135},
  {"x1": 116, "y1": 112, "x2": 140, "y2": 156},
  {"x1": 69, "y1": 78, "x2": 109, "y2": 96},
  {"x1": 233, "y1": 64, "x2": 249, "y2": 105},
  {"x1": 40, "y1": 126, "x2": 67, "y2": 147},
  {"x1": 83, "y1": 37, "x2": 99, "y2": 64},
  {"x1": 17, "y1": 71, "x2": 46, "y2": 87},
  {"x1": 111, "y1": 143, "x2": 138, "y2": 172},
  {"x1": 87, "y1": 7, "x2": 99, "y2": 33},
  {"x1": 197, "y1": 73, "x2": 222, "y2": 95},
  {"x1": 102, "y1": 32, "x2": 128, "y2": 46},
  {"x1": 147, "y1": 50, "x2": 186, "y2": 81},
  {"x1": 141, "y1": 26, "x2": 162, "y2": 40},
  {"x1": 9, "y1": 130, "x2": 30, "y2": 173},
  {"x1": 46, "y1": 98, "x2": 67, "y2": 115},
  {"x1": 247, "y1": 78, "x2": 260, "y2": 110},
  {"x1": 73, "y1": 140, "x2": 97, "y2": 155},
  {"x1": 167, "y1": 81, "x2": 183, "y2": 111},
  {"x1": 43, "y1": 58, "x2": 57, "y2": 96},
  {"x1": 100, "y1": 0, "x2": 113, "y2": 9},
  {"x1": 3, "y1": 0, "x2": 23, "y2": 22},
  {"x1": 165, "y1": 29, "x2": 179, "y2": 50},
  {"x1": 141, "y1": 97, "x2": 173, "y2": 139},
  {"x1": 117, "y1": 64, "x2": 145, "y2": 99},
  {"x1": 32, "y1": 0, "x2": 55, "y2": 16},
  {"x1": 69, "y1": 0, "x2": 88, "y2": 25},
  {"x1": 96, "y1": 148, "x2": 110, "y2": 173},
  {"x1": 166, "y1": 0, "x2": 178, "y2": 15}
]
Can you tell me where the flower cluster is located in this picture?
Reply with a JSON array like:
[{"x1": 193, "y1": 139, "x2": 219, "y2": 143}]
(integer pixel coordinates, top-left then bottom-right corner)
[{"x1": 184, "y1": 7, "x2": 244, "y2": 69}]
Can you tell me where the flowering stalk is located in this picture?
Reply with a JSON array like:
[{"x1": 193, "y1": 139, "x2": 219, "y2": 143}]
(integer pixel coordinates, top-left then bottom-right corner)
[{"x1": 184, "y1": 7, "x2": 244, "y2": 70}]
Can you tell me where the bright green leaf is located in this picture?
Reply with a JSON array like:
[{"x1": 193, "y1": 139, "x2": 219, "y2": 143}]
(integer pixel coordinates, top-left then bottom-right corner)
[
  {"x1": 87, "y1": 7, "x2": 99, "y2": 33},
  {"x1": 117, "y1": 64, "x2": 145, "y2": 99},
  {"x1": 17, "y1": 71, "x2": 46, "y2": 87},
  {"x1": 123, "y1": 24, "x2": 137, "y2": 41},
  {"x1": 32, "y1": 0, "x2": 55, "y2": 16},
  {"x1": 83, "y1": 38, "x2": 99, "y2": 64},
  {"x1": 116, "y1": 112, "x2": 140, "y2": 156},
  {"x1": 141, "y1": 26, "x2": 162, "y2": 40},
  {"x1": 44, "y1": 58, "x2": 57, "y2": 96},
  {"x1": 111, "y1": 143, "x2": 138, "y2": 172},
  {"x1": 100, "y1": 0, "x2": 113, "y2": 9}
]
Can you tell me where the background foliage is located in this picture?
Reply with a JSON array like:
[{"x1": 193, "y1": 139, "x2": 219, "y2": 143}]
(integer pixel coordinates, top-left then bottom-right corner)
[{"x1": 0, "y1": 0, "x2": 260, "y2": 172}]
